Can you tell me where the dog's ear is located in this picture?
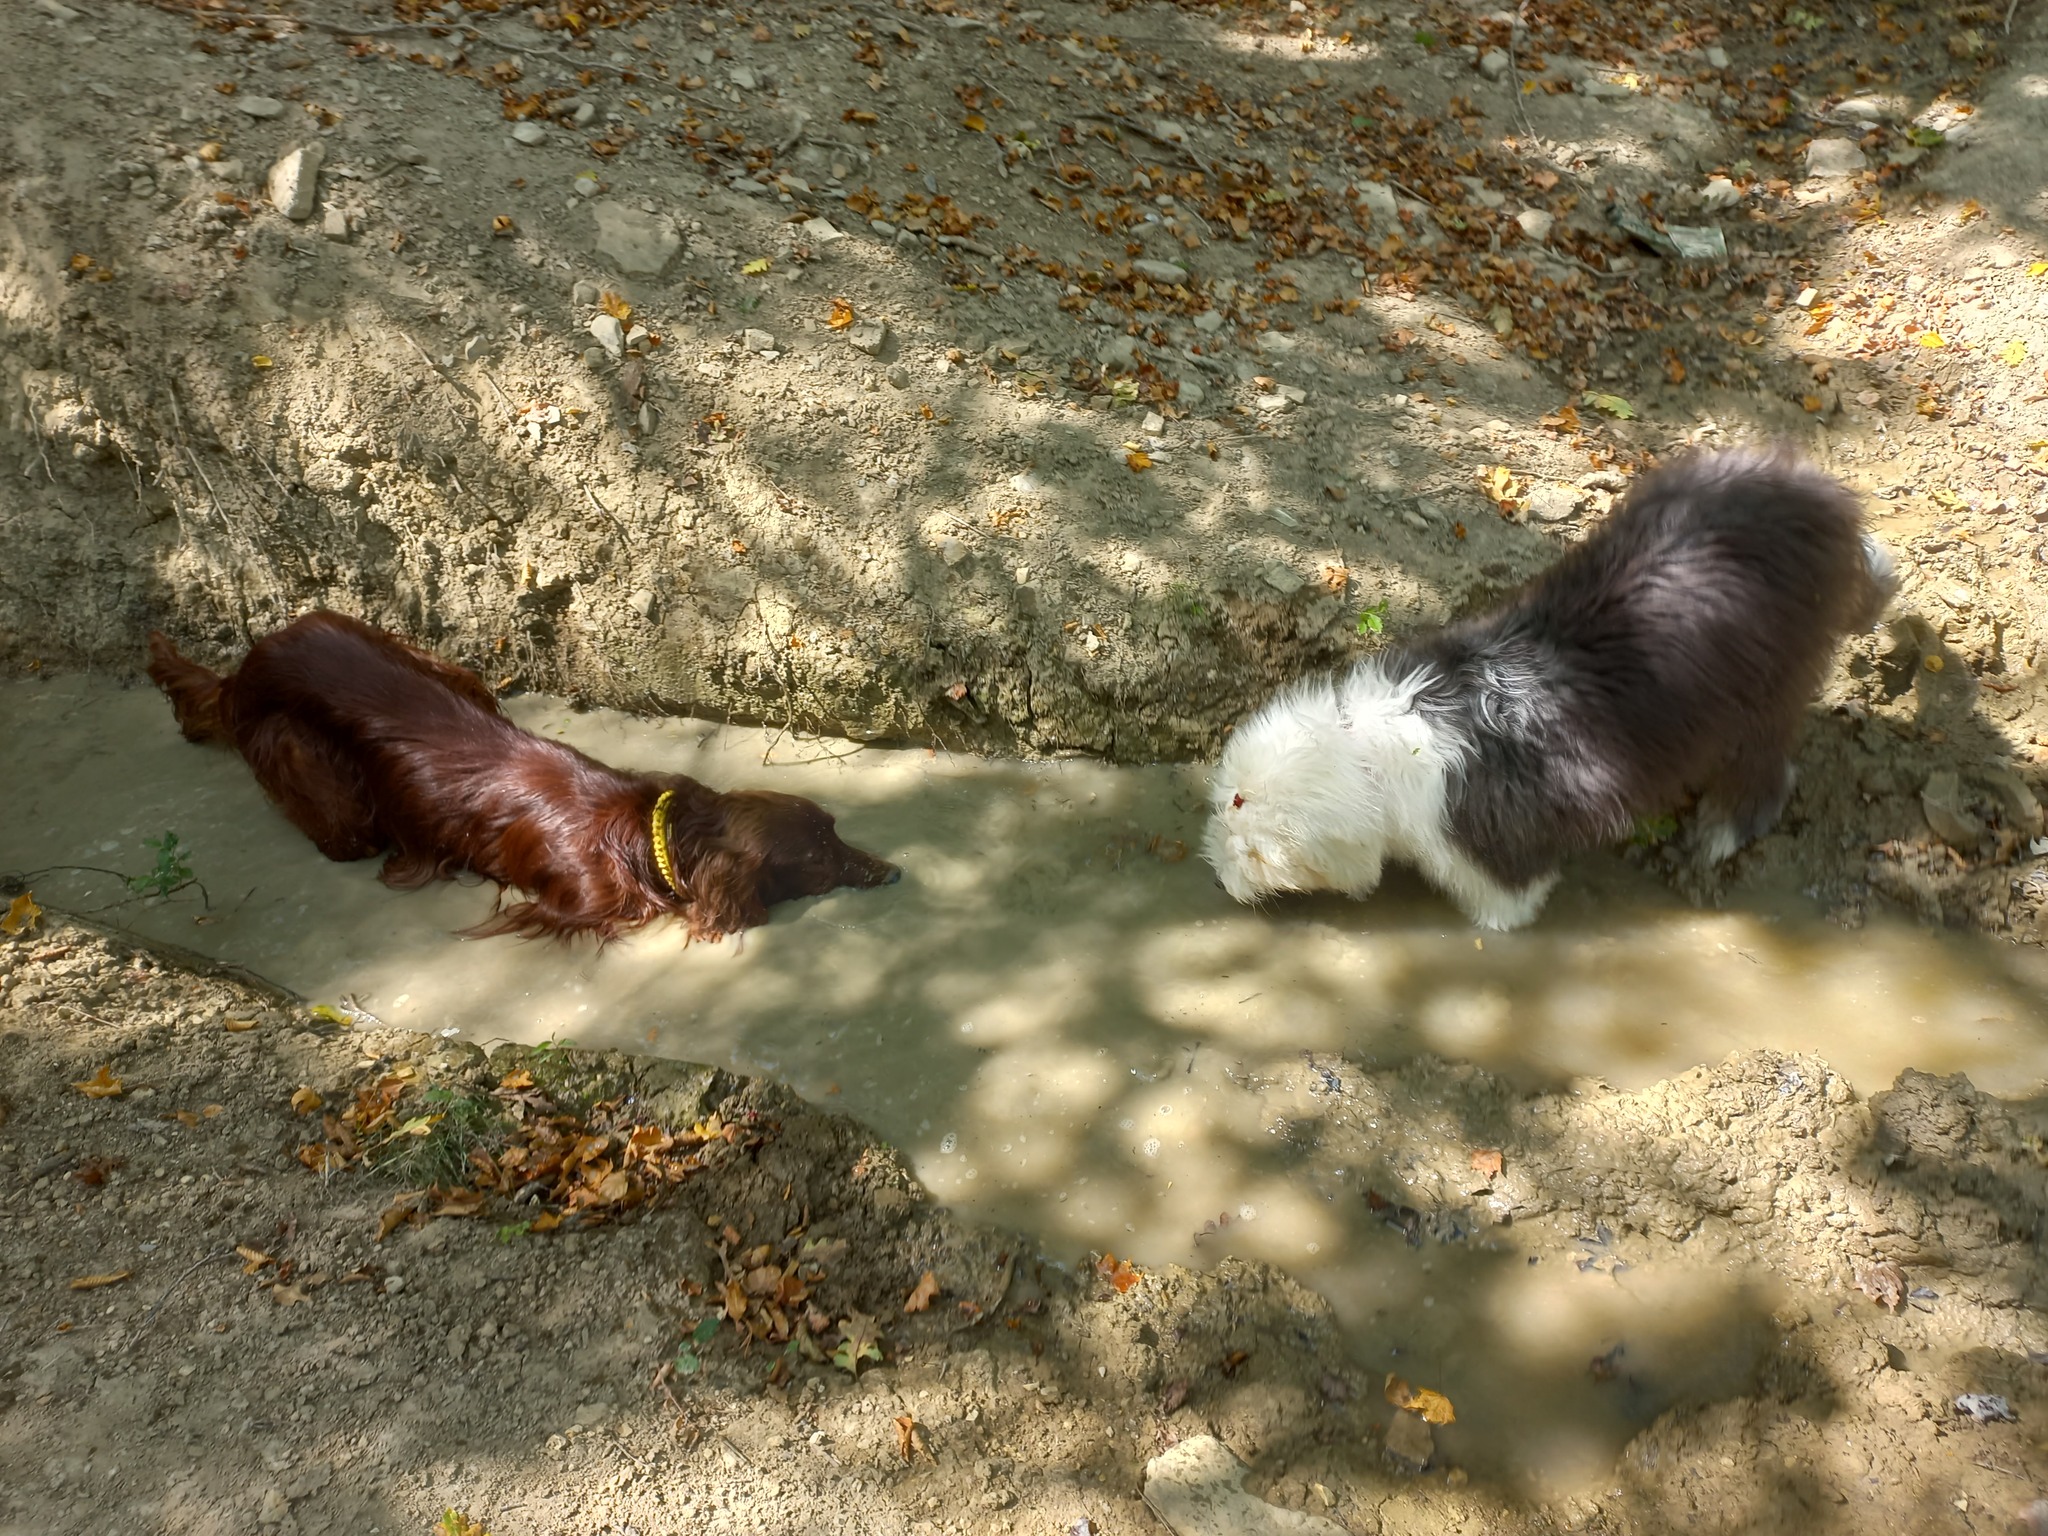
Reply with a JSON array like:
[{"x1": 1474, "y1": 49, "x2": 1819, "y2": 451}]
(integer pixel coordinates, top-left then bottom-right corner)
[{"x1": 683, "y1": 845, "x2": 771, "y2": 942}]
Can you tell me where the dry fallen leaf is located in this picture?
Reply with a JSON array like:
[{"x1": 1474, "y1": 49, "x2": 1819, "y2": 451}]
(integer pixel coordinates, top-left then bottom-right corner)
[
  {"x1": 1470, "y1": 1148, "x2": 1504, "y2": 1180},
  {"x1": 500, "y1": 1068, "x2": 535, "y2": 1090},
  {"x1": 904, "y1": 1270, "x2": 941, "y2": 1313},
  {"x1": 1385, "y1": 1373, "x2": 1457, "y2": 1424},
  {"x1": 1125, "y1": 450, "x2": 1152, "y2": 473},
  {"x1": 1, "y1": 891, "x2": 41, "y2": 937},
  {"x1": 69, "y1": 1271, "x2": 132, "y2": 1291},
  {"x1": 290, "y1": 1086, "x2": 324, "y2": 1114},
  {"x1": 894, "y1": 1413, "x2": 926, "y2": 1462},
  {"x1": 1854, "y1": 1259, "x2": 1907, "y2": 1311},
  {"x1": 490, "y1": 215, "x2": 516, "y2": 238},
  {"x1": 1159, "y1": 1377, "x2": 1191, "y2": 1415},
  {"x1": 600, "y1": 290, "x2": 632, "y2": 322},
  {"x1": 741, "y1": 257, "x2": 772, "y2": 276},
  {"x1": 72, "y1": 1065, "x2": 124, "y2": 1099},
  {"x1": 827, "y1": 297, "x2": 857, "y2": 330},
  {"x1": 237, "y1": 1245, "x2": 276, "y2": 1275},
  {"x1": 271, "y1": 1282, "x2": 310, "y2": 1307},
  {"x1": 223, "y1": 1017, "x2": 258, "y2": 1033},
  {"x1": 1096, "y1": 1252, "x2": 1142, "y2": 1293}
]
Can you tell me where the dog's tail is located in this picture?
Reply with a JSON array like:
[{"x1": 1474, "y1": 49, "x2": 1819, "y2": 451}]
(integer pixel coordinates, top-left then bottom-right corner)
[
  {"x1": 145, "y1": 631, "x2": 228, "y2": 742},
  {"x1": 1853, "y1": 530, "x2": 1900, "y2": 631}
]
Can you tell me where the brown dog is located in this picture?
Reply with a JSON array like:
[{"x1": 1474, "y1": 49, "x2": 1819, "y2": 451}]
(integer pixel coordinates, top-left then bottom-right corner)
[{"x1": 146, "y1": 612, "x2": 898, "y2": 942}]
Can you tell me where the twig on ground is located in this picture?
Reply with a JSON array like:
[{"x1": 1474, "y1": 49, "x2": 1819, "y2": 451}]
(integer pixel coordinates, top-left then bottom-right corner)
[{"x1": 21, "y1": 384, "x2": 53, "y2": 484}]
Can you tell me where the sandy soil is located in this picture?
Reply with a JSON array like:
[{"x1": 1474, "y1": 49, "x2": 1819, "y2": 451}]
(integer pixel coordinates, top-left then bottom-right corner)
[{"x1": 5, "y1": 916, "x2": 2048, "y2": 1535}]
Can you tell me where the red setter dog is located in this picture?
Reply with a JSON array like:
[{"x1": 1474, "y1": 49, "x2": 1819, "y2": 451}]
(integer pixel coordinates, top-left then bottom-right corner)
[{"x1": 145, "y1": 612, "x2": 897, "y2": 942}]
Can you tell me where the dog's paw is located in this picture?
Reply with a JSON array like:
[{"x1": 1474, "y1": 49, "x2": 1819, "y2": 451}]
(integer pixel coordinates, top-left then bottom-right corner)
[
  {"x1": 1688, "y1": 817, "x2": 1747, "y2": 869},
  {"x1": 1462, "y1": 872, "x2": 1559, "y2": 932}
]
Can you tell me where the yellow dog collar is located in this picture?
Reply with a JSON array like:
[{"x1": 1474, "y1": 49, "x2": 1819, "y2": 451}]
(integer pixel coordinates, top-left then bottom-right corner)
[{"x1": 650, "y1": 788, "x2": 683, "y2": 897}]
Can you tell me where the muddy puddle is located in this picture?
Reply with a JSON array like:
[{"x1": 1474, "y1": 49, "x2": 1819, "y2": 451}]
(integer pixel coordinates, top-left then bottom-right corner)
[{"x1": 7, "y1": 671, "x2": 2047, "y2": 1493}]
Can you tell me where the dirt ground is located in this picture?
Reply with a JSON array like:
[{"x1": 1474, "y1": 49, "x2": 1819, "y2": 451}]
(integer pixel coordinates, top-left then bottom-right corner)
[
  {"x1": 6, "y1": 915, "x2": 2048, "y2": 1536},
  {"x1": 2, "y1": 0, "x2": 2047, "y2": 932},
  {"x1": 8, "y1": 0, "x2": 2048, "y2": 1529}
]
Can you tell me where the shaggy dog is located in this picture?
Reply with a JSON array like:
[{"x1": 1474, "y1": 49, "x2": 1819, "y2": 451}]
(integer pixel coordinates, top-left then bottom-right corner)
[
  {"x1": 1203, "y1": 448, "x2": 1895, "y2": 930},
  {"x1": 147, "y1": 612, "x2": 898, "y2": 942}
]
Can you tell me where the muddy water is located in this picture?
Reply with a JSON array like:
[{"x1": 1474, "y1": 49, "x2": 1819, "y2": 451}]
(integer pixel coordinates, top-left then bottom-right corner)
[{"x1": 7, "y1": 673, "x2": 2047, "y2": 1491}]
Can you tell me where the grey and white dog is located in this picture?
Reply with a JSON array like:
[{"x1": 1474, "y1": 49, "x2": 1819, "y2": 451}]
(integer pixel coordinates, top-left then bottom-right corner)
[{"x1": 1203, "y1": 448, "x2": 1895, "y2": 929}]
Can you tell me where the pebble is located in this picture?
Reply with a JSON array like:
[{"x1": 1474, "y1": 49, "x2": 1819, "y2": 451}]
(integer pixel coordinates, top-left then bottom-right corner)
[
  {"x1": 1144, "y1": 1437, "x2": 1347, "y2": 1536},
  {"x1": 1099, "y1": 334, "x2": 1141, "y2": 369},
  {"x1": 1357, "y1": 181, "x2": 1400, "y2": 226},
  {"x1": 1262, "y1": 562, "x2": 1305, "y2": 595},
  {"x1": 1478, "y1": 48, "x2": 1510, "y2": 80},
  {"x1": 321, "y1": 207, "x2": 349, "y2": 242},
  {"x1": 1176, "y1": 376, "x2": 1206, "y2": 407},
  {"x1": 730, "y1": 66, "x2": 759, "y2": 90},
  {"x1": 1706, "y1": 45, "x2": 1730, "y2": 67},
  {"x1": 510, "y1": 122, "x2": 548, "y2": 146},
  {"x1": 1700, "y1": 176, "x2": 1742, "y2": 212},
  {"x1": 1804, "y1": 137, "x2": 1868, "y2": 180},
  {"x1": 1131, "y1": 258, "x2": 1189, "y2": 284},
  {"x1": 265, "y1": 144, "x2": 323, "y2": 222},
  {"x1": 940, "y1": 537, "x2": 970, "y2": 568},
  {"x1": 628, "y1": 589, "x2": 658, "y2": 623},
  {"x1": 802, "y1": 217, "x2": 847, "y2": 243},
  {"x1": 583, "y1": 347, "x2": 609, "y2": 370},
  {"x1": 573, "y1": 279, "x2": 601, "y2": 305},
  {"x1": 1514, "y1": 208, "x2": 1554, "y2": 242},
  {"x1": 590, "y1": 201, "x2": 682, "y2": 278},
  {"x1": 1384, "y1": 1410, "x2": 1434, "y2": 1471},
  {"x1": 589, "y1": 313, "x2": 625, "y2": 360},
  {"x1": 1529, "y1": 482, "x2": 1581, "y2": 522},
  {"x1": 870, "y1": 219, "x2": 898, "y2": 237},
  {"x1": 1192, "y1": 311, "x2": 1225, "y2": 334},
  {"x1": 886, "y1": 364, "x2": 910, "y2": 389},
  {"x1": 234, "y1": 95, "x2": 287, "y2": 120},
  {"x1": 743, "y1": 328, "x2": 776, "y2": 353},
  {"x1": 847, "y1": 319, "x2": 888, "y2": 356}
]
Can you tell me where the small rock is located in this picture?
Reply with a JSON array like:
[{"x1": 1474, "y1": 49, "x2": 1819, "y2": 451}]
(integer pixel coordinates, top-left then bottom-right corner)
[
  {"x1": 1979, "y1": 767, "x2": 2045, "y2": 836},
  {"x1": 775, "y1": 173, "x2": 812, "y2": 195},
  {"x1": 1132, "y1": 257, "x2": 1189, "y2": 283},
  {"x1": 869, "y1": 219, "x2": 897, "y2": 237},
  {"x1": 463, "y1": 335, "x2": 489, "y2": 363},
  {"x1": 583, "y1": 347, "x2": 608, "y2": 369},
  {"x1": 729, "y1": 66, "x2": 759, "y2": 90},
  {"x1": 1177, "y1": 376, "x2": 1206, "y2": 407},
  {"x1": 1254, "y1": 393, "x2": 1292, "y2": 413},
  {"x1": 573, "y1": 170, "x2": 602, "y2": 198},
  {"x1": 1141, "y1": 411, "x2": 1165, "y2": 434},
  {"x1": 255, "y1": 1488, "x2": 290, "y2": 1526},
  {"x1": 234, "y1": 95, "x2": 287, "y2": 120},
  {"x1": 1804, "y1": 137, "x2": 1868, "y2": 180},
  {"x1": 802, "y1": 216, "x2": 846, "y2": 243},
  {"x1": 1016, "y1": 583, "x2": 1041, "y2": 616},
  {"x1": 940, "y1": 537, "x2": 970, "y2": 568},
  {"x1": 35, "y1": 0, "x2": 83, "y2": 18},
  {"x1": 591, "y1": 201, "x2": 682, "y2": 278},
  {"x1": 743, "y1": 328, "x2": 776, "y2": 353},
  {"x1": 1529, "y1": 482, "x2": 1582, "y2": 522},
  {"x1": 589, "y1": 314, "x2": 625, "y2": 360},
  {"x1": 1384, "y1": 1410, "x2": 1434, "y2": 1471},
  {"x1": 570, "y1": 102, "x2": 598, "y2": 129},
  {"x1": 266, "y1": 144, "x2": 324, "y2": 222},
  {"x1": 320, "y1": 207, "x2": 350, "y2": 242},
  {"x1": 628, "y1": 588, "x2": 658, "y2": 623},
  {"x1": 847, "y1": 319, "x2": 888, "y2": 356},
  {"x1": 1514, "y1": 208, "x2": 1554, "y2": 242},
  {"x1": 1700, "y1": 175, "x2": 1742, "y2": 211},
  {"x1": 1705, "y1": 44, "x2": 1730, "y2": 67},
  {"x1": 1955, "y1": 1393, "x2": 2017, "y2": 1424},
  {"x1": 393, "y1": 144, "x2": 428, "y2": 166},
  {"x1": 885, "y1": 364, "x2": 911, "y2": 389},
  {"x1": 510, "y1": 121, "x2": 548, "y2": 147},
  {"x1": 1143, "y1": 1436, "x2": 1347, "y2": 1536},
  {"x1": 1262, "y1": 562, "x2": 1305, "y2": 596},
  {"x1": 1921, "y1": 769, "x2": 1984, "y2": 850},
  {"x1": 1357, "y1": 181, "x2": 1399, "y2": 225},
  {"x1": 1099, "y1": 333, "x2": 1142, "y2": 369},
  {"x1": 573, "y1": 279, "x2": 601, "y2": 305},
  {"x1": 1192, "y1": 310, "x2": 1225, "y2": 334},
  {"x1": 1478, "y1": 48, "x2": 1510, "y2": 80}
]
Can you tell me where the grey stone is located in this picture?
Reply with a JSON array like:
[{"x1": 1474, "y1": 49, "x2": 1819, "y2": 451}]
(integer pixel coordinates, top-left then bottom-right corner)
[
  {"x1": 1142, "y1": 1436, "x2": 1345, "y2": 1536},
  {"x1": 743, "y1": 328, "x2": 776, "y2": 353},
  {"x1": 1384, "y1": 1410, "x2": 1434, "y2": 1471},
  {"x1": 573, "y1": 279, "x2": 601, "y2": 305},
  {"x1": 1529, "y1": 482, "x2": 1581, "y2": 522},
  {"x1": 729, "y1": 66, "x2": 759, "y2": 90},
  {"x1": 1357, "y1": 181, "x2": 1399, "y2": 225},
  {"x1": 1192, "y1": 310, "x2": 1225, "y2": 334},
  {"x1": 320, "y1": 207, "x2": 349, "y2": 242},
  {"x1": 233, "y1": 95, "x2": 287, "y2": 120},
  {"x1": 1099, "y1": 334, "x2": 1141, "y2": 369},
  {"x1": 570, "y1": 102, "x2": 598, "y2": 128},
  {"x1": 1804, "y1": 137, "x2": 1867, "y2": 180},
  {"x1": 1261, "y1": 562, "x2": 1305, "y2": 595},
  {"x1": 628, "y1": 588, "x2": 658, "y2": 623},
  {"x1": 590, "y1": 201, "x2": 682, "y2": 278},
  {"x1": 510, "y1": 121, "x2": 548, "y2": 146},
  {"x1": 885, "y1": 365, "x2": 910, "y2": 389},
  {"x1": 940, "y1": 537, "x2": 970, "y2": 568},
  {"x1": 847, "y1": 319, "x2": 888, "y2": 356},
  {"x1": 1979, "y1": 767, "x2": 2045, "y2": 837},
  {"x1": 1176, "y1": 377, "x2": 1206, "y2": 407},
  {"x1": 1514, "y1": 208, "x2": 1554, "y2": 241},
  {"x1": 1132, "y1": 258, "x2": 1189, "y2": 283},
  {"x1": 1921, "y1": 770, "x2": 1984, "y2": 849},
  {"x1": 582, "y1": 347, "x2": 608, "y2": 370},
  {"x1": 801, "y1": 216, "x2": 847, "y2": 243},
  {"x1": 266, "y1": 144, "x2": 324, "y2": 222},
  {"x1": 588, "y1": 313, "x2": 625, "y2": 360},
  {"x1": 1705, "y1": 45, "x2": 1730, "y2": 67},
  {"x1": 1479, "y1": 47, "x2": 1510, "y2": 80},
  {"x1": 393, "y1": 143, "x2": 428, "y2": 166},
  {"x1": 1700, "y1": 175, "x2": 1742, "y2": 211}
]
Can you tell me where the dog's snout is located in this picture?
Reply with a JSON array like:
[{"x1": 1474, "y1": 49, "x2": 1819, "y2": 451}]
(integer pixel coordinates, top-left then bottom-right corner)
[{"x1": 883, "y1": 864, "x2": 902, "y2": 885}]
